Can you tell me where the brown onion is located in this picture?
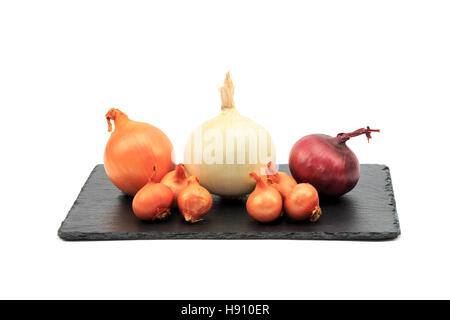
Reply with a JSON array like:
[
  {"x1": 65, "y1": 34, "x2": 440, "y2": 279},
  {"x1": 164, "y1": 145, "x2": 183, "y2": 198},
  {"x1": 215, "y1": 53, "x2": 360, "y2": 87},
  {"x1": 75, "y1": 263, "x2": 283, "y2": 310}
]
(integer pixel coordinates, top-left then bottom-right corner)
[{"x1": 104, "y1": 108, "x2": 175, "y2": 196}]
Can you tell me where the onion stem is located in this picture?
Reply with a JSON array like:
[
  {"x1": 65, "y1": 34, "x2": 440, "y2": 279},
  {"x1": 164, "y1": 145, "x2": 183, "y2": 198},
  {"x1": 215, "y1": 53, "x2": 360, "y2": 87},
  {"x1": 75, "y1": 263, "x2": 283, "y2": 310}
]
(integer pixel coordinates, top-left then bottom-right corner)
[
  {"x1": 220, "y1": 72, "x2": 235, "y2": 110},
  {"x1": 105, "y1": 108, "x2": 129, "y2": 132},
  {"x1": 337, "y1": 126, "x2": 380, "y2": 144}
]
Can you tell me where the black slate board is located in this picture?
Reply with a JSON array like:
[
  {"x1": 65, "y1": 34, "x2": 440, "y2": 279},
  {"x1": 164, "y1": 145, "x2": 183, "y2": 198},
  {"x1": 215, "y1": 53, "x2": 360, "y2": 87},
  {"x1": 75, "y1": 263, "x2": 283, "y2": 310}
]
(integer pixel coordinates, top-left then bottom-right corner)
[{"x1": 58, "y1": 164, "x2": 400, "y2": 241}]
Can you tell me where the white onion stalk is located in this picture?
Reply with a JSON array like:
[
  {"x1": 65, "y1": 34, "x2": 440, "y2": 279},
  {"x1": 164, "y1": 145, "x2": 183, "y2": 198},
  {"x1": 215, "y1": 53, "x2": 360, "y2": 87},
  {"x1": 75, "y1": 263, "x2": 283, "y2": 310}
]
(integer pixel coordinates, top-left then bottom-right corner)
[{"x1": 184, "y1": 72, "x2": 276, "y2": 197}]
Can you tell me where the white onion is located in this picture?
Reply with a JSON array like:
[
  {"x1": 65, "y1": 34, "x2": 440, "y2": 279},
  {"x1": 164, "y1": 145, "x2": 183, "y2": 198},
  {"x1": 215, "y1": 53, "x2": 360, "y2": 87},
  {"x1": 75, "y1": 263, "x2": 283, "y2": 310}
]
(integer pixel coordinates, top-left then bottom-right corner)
[{"x1": 184, "y1": 73, "x2": 276, "y2": 197}]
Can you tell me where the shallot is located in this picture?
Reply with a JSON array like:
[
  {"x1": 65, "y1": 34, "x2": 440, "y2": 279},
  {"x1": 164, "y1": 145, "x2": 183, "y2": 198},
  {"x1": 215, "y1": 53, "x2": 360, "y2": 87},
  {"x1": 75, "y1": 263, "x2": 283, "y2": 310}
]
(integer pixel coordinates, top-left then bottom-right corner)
[
  {"x1": 132, "y1": 166, "x2": 174, "y2": 221},
  {"x1": 160, "y1": 164, "x2": 190, "y2": 208},
  {"x1": 284, "y1": 183, "x2": 322, "y2": 222},
  {"x1": 177, "y1": 176, "x2": 213, "y2": 223},
  {"x1": 262, "y1": 161, "x2": 297, "y2": 199},
  {"x1": 246, "y1": 172, "x2": 283, "y2": 223}
]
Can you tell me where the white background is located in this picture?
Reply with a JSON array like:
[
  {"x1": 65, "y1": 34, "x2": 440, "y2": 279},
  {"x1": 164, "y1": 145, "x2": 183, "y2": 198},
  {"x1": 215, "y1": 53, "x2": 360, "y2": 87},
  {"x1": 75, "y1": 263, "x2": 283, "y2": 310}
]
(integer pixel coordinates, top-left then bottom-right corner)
[{"x1": 1, "y1": 0, "x2": 449, "y2": 299}]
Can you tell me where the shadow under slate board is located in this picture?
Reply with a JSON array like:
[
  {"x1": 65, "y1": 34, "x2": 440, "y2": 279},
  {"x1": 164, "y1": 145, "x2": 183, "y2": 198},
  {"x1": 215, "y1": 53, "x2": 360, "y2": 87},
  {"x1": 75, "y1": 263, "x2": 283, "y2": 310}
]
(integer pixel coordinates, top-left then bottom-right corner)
[{"x1": 58, "y1": 164, "x2": 400, "y2": 241}]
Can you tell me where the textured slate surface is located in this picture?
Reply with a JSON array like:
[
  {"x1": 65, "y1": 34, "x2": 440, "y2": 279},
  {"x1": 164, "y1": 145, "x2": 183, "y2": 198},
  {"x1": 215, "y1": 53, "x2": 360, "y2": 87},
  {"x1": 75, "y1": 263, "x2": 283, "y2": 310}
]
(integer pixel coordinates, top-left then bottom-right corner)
[{"x1": 58, "y1": 164, "x2": 400, "y2": 241}]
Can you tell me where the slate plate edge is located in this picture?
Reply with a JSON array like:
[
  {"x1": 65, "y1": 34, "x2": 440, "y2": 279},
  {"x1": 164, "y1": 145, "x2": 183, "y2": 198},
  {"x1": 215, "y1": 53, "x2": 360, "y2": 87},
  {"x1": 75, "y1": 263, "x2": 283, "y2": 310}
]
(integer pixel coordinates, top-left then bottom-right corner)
[
  {"x1": 58, "y1": 164, "x2": 103, "y2": 234},
  {"x1": 58, "y1": 230, "x2": 399, "y2": 241},
  {"x1": 382, "y1": 165, "x2": 401, "y2": 238}
]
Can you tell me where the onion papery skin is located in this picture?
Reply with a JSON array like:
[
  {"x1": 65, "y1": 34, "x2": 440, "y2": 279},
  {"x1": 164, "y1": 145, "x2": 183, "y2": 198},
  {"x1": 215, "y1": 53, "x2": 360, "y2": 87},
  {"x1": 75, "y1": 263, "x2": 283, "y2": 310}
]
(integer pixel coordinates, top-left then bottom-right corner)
[
  {"x1": 132, "y1": 182, "x2": 174, "y2": 221},
  {"x1": 284, "y1": 183, "x2": 322, "y2": 222},
  {"x1": 184, "y1": 73, "x2": 276, "y2": 197},
  {"x1": 246, "y1": 172, "x2": 283, "y2": 223},
  {"x1": 104, "y1": 108, "x2": 175, "y2": 196},
  {"x1": 177, "y1": 177, "x2": 213, "y2": 223},
  {"x1": 160, "y1": 164, "x2": 190, "y2": 208},
  {"x1": 288, "y1": 127, "x2": 379, "y2": 197}
]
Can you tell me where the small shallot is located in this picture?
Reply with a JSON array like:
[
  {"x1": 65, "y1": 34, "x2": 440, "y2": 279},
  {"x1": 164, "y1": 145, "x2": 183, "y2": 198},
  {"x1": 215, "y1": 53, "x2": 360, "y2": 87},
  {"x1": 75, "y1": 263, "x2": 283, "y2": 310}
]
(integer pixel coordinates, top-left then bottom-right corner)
[
  {"x1": 177, "y1": 176, "x2": 213, "y2": 223},
  {"x1": 263, "y1": 161, "x2": 297, "y2": 199},
  {"x1": 284, "y1": 183, "x2": 322, "y2": 222},
  {"x1": 246, "y1": 172, "x2": 283, "y2": 223},
  {"x1": 132, "y1": 166, "x2": 174, "y2": 221},
  {"x1": 160, "y1": 164, "x2": 190, "y2": 208}
]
